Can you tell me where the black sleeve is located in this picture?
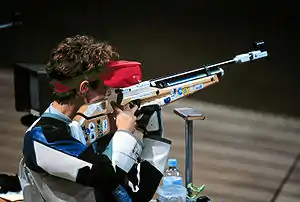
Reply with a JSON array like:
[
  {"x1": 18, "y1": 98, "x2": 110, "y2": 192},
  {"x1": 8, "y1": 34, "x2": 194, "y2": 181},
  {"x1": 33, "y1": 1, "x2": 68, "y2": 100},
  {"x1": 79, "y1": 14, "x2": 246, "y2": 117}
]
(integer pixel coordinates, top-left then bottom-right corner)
[
  {"x1": 77, "y1": 144, "x2": 127, "y2": 192},
  {"x1": 125, "y1": 161, "x2": 163, "y2": 202}
]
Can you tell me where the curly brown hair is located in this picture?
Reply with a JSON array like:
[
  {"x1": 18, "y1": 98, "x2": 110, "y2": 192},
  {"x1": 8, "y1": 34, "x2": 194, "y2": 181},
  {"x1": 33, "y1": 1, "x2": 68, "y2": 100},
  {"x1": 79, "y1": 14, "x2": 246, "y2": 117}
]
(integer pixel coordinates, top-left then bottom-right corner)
[{"x1": 46, "y1": 35, "x2": 119, "y2": 102}]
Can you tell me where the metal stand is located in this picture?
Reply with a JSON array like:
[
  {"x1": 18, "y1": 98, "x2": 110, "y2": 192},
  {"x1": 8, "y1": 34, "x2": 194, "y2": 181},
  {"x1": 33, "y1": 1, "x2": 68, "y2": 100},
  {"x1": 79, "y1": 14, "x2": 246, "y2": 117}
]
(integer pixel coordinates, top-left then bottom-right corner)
[{"x1": 173, "y1": 107, "x2": 206, "y2": 196}]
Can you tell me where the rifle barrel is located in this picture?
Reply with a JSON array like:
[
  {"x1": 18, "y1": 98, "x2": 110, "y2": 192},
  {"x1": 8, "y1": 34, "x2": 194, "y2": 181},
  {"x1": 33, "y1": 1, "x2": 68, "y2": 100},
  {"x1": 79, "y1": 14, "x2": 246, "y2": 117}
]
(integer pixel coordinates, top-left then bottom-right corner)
[{"x1": 150, "y1": 59, "x2": 235, "y2": 88}]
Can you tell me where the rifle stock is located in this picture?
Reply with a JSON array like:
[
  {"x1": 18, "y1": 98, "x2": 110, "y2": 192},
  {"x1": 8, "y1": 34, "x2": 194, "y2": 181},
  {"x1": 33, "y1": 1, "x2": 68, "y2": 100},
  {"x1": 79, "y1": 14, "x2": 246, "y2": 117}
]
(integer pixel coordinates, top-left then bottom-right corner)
[{"x1": 74, "y1": 41, "x2": 268, "y2": 146}]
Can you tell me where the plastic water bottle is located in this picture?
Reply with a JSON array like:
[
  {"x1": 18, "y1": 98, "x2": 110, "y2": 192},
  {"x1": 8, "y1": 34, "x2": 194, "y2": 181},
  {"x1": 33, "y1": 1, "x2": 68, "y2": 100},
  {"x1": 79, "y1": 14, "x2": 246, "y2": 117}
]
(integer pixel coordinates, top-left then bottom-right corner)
[
  {"x1": 156, "y1": 184, "x2": 186, "y2": 201},
  {"x1": 162, "y1": 159, "x2": 183, "y2": 186}
]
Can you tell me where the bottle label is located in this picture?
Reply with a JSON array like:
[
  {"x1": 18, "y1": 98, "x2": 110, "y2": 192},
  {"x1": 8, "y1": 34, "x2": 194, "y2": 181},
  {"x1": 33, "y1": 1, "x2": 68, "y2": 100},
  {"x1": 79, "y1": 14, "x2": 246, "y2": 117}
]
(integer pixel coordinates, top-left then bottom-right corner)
[{"x1": 162, "y1": 176, "x2": 182, "y2": 186}]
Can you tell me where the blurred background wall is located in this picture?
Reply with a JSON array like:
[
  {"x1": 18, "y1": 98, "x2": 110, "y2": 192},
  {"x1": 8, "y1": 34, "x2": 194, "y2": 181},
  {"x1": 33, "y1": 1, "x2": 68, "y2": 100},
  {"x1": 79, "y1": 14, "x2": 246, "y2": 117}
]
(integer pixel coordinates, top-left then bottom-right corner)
[{"x1": 1, "y1": 0, "x2": 299, "y2": 117}]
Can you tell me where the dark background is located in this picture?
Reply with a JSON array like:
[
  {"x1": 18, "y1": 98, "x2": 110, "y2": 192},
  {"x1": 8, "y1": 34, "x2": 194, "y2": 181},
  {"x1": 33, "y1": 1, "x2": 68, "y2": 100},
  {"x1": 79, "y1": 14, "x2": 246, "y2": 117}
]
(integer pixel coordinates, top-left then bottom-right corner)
[{"x1": 1, "y1": 0, "x2": 299, "y2": 117}]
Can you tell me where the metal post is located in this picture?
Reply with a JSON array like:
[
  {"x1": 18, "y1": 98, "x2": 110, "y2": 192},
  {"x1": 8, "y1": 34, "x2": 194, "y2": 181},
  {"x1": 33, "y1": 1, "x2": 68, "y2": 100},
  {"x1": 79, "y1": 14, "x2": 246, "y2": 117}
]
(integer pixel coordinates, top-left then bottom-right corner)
[
  {"x1": 173, "y1": 107, "x2": 206, "y2": 197},
  {"x1": 185, "y1": 120, "x2": 193, "y2": 188}
]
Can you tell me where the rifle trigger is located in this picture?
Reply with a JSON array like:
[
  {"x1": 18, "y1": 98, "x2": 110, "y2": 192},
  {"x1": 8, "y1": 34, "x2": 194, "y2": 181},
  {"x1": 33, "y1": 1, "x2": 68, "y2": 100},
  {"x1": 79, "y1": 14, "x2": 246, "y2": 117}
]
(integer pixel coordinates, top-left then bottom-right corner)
[{"x1": 129, "y1": 99, "x2": 141, "y2": 108}]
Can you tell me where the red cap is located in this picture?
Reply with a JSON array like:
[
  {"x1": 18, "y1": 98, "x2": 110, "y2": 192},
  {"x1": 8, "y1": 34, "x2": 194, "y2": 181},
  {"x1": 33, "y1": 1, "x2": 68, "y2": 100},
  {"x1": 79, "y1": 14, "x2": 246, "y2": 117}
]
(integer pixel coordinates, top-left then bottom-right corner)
[{"x1": 100, "y1": 60, "x2": 142, "y2": 88}]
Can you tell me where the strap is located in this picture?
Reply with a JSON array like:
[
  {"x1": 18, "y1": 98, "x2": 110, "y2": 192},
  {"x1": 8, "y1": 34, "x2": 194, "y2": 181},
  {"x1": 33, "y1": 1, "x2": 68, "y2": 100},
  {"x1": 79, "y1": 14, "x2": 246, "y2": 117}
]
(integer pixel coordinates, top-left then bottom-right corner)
[{"x1": 18, "y1": 158, "x2": 46, "y2": 202}]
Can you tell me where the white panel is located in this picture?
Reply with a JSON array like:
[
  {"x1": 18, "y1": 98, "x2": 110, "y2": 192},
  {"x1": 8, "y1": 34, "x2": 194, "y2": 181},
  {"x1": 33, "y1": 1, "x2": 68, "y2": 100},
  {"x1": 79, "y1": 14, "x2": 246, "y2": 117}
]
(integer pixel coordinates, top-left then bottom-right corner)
[
  {"x1": 34, "y1": 141, "x2": 92, "y2": 182},
  {"x1": 140, "y1": 138, "x2": 170, "y2": 174},
  {"x1": 112, "y1": 130, "x2": 142, "y2": 173}
]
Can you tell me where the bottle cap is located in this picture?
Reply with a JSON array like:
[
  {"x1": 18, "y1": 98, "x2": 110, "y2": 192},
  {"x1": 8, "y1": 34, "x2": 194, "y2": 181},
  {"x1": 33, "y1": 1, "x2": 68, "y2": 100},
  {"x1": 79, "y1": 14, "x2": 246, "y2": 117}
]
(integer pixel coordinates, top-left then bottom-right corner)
[{"x1": 168, "y1": 159, "x2": 177, "y2": 167}]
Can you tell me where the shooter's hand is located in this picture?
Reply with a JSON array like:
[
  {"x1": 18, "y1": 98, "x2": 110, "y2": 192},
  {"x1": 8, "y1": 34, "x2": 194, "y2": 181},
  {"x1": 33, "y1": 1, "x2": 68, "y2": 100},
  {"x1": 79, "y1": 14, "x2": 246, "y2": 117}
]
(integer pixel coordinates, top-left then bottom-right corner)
[{"x1": 111, "y1": 101, "x2": 138, "y2": 134}]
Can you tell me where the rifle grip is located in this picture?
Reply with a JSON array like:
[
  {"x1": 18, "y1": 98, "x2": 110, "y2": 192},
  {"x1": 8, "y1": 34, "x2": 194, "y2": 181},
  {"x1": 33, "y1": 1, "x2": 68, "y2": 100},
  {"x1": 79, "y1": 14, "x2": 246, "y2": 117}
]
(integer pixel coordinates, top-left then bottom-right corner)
[{"x1": 130, "y1": 99, "x2": 141, "y2": 108}]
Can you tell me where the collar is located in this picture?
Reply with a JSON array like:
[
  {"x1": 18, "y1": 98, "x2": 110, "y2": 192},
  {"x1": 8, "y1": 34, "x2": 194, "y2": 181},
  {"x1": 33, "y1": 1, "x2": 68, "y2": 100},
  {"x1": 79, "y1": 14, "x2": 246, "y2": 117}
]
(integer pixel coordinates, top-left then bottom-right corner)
[{"x1": 42, "y1": 103, "x2": 72, "y2": 124}]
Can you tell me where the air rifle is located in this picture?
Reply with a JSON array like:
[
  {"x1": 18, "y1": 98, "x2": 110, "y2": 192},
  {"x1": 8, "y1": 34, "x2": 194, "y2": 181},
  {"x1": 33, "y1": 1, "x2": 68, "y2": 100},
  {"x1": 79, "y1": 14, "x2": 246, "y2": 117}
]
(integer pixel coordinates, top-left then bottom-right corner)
[{"x1": 73, "y1": 41, "x2": 268, "y2": 145}]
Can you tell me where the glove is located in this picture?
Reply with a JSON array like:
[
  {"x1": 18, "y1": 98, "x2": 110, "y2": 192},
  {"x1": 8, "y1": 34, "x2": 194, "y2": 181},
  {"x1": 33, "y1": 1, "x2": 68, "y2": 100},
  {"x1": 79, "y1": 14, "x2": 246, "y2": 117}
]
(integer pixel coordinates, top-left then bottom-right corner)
[
  {"x1": 135, "y1": 104, "x2": 164, "y2": 137},
  {"x1": 136, "y1": 104, "x2": 172, "y2": 174}
]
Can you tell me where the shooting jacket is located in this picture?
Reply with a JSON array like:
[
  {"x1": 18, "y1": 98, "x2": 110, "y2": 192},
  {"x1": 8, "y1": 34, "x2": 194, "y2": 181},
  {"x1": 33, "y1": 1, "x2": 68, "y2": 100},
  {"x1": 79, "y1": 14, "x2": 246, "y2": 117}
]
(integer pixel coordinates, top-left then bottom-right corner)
[{"x1": 19, "y1": 104, "x2": 170, "y2": 202}]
